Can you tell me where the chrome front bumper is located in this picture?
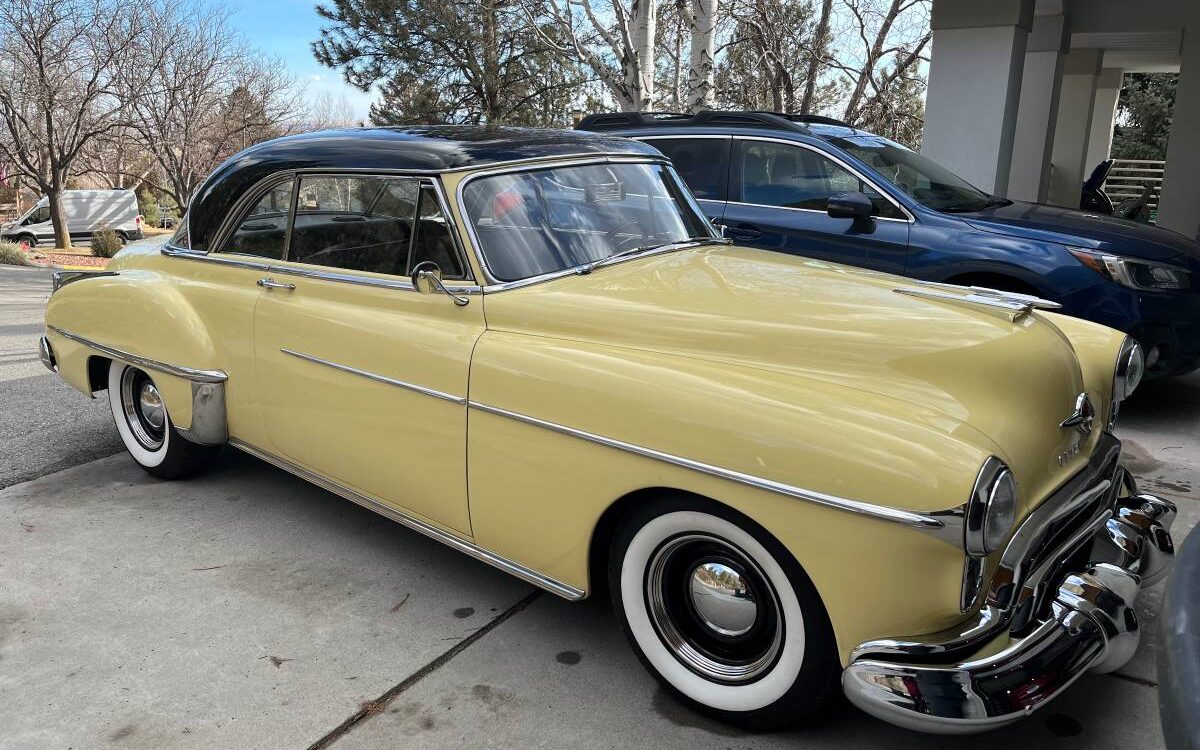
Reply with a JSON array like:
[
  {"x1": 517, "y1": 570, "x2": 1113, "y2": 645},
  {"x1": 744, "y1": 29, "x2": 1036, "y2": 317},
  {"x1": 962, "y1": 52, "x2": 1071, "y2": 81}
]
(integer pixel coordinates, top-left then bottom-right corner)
[{"x1": 843, "y1": 454, "x2": 1176, "y2": 734}]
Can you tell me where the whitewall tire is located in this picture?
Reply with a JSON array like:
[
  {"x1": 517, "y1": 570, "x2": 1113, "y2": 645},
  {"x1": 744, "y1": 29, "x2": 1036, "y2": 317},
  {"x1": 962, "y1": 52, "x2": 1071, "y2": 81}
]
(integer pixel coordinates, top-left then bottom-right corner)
[
  {"x1": 609, "y1": 496, "x2": 839, "y2": 730},
  {"x1": 106, "y1": 360, "x2": 219, "y2": 479}
]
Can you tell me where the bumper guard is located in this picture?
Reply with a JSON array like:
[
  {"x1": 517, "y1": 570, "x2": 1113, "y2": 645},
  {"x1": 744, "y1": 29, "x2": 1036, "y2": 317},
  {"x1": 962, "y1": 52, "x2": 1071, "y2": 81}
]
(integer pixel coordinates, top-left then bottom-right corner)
[{"x1": 843, "y1": 456, "x2": 1176, "y2": 734}]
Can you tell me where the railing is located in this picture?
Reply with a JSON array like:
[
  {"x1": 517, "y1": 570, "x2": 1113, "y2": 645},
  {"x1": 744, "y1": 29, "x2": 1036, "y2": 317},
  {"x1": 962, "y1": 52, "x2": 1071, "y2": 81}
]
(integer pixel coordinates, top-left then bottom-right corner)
[{"x1": 1103, "y1": 158, "x2": 1165, "y2": 221}]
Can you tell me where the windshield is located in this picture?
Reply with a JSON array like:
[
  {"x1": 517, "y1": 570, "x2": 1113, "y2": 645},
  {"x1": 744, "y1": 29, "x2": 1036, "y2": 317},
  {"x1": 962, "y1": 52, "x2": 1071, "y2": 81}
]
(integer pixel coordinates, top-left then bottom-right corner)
[
  {"x1": 462, "y1": 162, "x2": 716, "y2": 282},
  {"x1": 828, "y1": 134, "x2": 995, "y2": 212}
]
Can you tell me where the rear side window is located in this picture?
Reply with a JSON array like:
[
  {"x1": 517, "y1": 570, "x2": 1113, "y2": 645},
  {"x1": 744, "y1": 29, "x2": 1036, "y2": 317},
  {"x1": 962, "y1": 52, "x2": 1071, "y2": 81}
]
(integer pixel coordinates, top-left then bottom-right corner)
[
  {"x1": 646, "y1": 138, "x2": 729, "y2": 200},
  {"x1": 222, "y1": 179, "x2": 294, "y2": 259}
]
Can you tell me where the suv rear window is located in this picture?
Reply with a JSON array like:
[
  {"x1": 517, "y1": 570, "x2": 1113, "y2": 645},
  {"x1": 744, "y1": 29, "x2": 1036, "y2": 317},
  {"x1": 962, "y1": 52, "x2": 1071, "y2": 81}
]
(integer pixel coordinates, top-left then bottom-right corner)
[{"x1": 643, "y1": 138, "x2": 729, "y2": 201}]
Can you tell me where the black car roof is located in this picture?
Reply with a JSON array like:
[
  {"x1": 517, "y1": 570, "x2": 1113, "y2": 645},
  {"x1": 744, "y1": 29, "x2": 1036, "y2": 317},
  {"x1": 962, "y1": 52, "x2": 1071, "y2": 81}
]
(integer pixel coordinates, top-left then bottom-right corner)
[{"x1": 186, "y1": 126, "x2": 660, "y2": 251}]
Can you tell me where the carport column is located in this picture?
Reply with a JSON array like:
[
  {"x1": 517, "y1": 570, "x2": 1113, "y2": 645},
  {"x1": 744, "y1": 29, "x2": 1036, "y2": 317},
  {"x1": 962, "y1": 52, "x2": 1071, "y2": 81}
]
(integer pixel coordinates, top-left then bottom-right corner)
[
  {"x1": 1158, "y1": 28, "x2": 1200, "y2": 240},
  {"x1": 1045, "y1": 49, "x2": 1103, "y2": 207},
  {"x1": 922, "y1": 0, "x2": 1035, "y2": 195},
  {"x1": 1084, "y1": 68, "x2": 1124, "y2": 171},
  {"x1": 1008, "y1": 13, "x2": 1068, "y2": 202}
]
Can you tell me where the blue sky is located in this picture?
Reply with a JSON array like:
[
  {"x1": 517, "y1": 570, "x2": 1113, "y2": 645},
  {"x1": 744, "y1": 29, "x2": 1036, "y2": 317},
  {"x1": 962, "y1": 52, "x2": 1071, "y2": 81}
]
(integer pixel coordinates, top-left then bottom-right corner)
[{"x1": 228, "y1": 0, "x2": 376, "y2": 120}]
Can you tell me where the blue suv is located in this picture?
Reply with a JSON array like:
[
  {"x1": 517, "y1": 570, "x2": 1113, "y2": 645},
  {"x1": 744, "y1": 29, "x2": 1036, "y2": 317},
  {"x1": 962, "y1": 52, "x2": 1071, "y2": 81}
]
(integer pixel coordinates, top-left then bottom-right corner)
[{"x1": 578, "y1": 111, "x2": 1200, "y2": 378}]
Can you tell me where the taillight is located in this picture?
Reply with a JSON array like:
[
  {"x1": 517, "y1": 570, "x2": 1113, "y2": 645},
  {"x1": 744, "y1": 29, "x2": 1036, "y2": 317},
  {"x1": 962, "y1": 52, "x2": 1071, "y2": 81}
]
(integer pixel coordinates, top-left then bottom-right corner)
[{"x1": 136, "y1": 215, "x2": 143, "y2": 227}]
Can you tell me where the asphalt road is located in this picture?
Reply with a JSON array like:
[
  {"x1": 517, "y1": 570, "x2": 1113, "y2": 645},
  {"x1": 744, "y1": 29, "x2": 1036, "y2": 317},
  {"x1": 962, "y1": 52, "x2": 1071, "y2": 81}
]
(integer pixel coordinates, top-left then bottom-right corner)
[
  {"x1": 1, "y1": 260, "x2": 1197, "y2": 749},
  {"x1": 0, "y1": 265, "x2": 122, "y2": 489}
]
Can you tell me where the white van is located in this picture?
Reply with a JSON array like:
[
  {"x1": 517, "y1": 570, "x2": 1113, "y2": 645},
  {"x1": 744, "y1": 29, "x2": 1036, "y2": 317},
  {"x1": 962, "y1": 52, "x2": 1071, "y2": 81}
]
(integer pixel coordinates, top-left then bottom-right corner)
[{"x1": 1, "y1": 190, "x2": 143, "y2": 247}]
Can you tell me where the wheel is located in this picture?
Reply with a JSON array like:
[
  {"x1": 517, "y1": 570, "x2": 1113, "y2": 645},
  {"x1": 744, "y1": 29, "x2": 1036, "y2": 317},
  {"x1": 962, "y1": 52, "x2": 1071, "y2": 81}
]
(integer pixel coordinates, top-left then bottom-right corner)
[
  {"x1": 106, "y1": 360, "x2": 219, "y2": 479},
  {"x1": 16, "y1": 233, "x2": 35, "y2": 248},
  {"x1": 115, "y1": 231, "x2": 129, "y2": 245},
  {"x1": 609, "y1": 496, "x2": 839, "y2": 731}
]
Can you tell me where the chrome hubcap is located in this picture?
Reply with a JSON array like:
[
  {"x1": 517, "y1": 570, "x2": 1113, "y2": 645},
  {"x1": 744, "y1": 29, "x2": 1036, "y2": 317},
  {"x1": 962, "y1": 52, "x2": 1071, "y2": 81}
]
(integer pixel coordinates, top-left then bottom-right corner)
[
  {"x1": 139, "y1": 383, "x2": 165, "y2": 431},
  {"x1": 688, "y1": 562, "x2": 758, "y2": 637},
  {"x1": 645, "y1": 534, "x2": 783, "y2": 683},
  {"x1": 120, "y1": 367, "x2": 165, "y2": 450}
]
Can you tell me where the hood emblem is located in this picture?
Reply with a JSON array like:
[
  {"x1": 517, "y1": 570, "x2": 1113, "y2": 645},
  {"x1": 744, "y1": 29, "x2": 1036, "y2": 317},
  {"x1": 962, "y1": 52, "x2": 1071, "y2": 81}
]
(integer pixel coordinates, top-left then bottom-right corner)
[{"x1": 1060, "y1": 393, "x2": 1096, "y2": 436}]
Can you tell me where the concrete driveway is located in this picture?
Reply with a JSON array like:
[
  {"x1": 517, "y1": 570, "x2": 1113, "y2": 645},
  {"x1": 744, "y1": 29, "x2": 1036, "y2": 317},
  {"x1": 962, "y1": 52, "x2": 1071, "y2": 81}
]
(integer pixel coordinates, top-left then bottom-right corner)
[{"x1": 1, "y1": 262, "x2": 1197, "y2": 749}]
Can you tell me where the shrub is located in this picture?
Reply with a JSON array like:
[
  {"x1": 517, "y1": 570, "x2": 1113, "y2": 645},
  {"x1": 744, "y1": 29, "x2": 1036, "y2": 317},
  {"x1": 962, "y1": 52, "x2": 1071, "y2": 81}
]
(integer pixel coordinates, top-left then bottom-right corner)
[
  {"x1": 137, "y1": 189, "x2": 160, "y2": 228},
  {"x1": 0, "y1": 240, "x2": 31, "y2": 266},
  {"x1": 91, "y1": 229, "x2": 123, "y2": 258}
]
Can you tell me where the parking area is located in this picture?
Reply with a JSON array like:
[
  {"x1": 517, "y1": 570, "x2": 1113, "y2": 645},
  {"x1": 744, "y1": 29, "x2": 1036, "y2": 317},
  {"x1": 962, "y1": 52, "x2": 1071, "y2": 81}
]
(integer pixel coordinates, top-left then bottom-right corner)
[{"x1": 2, "y1": 263, "x2": 1198, "y2": 749}]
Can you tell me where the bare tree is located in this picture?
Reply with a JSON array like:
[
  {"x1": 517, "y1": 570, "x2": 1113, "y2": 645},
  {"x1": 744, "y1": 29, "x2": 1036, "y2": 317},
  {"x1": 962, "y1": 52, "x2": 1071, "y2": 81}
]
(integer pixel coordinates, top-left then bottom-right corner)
[
  {"x1": 834, "y1": 0, "x2": 930, "y2": 124},
  {"x1": 302, "y1": 91, "x2": 361, "y2": 131},
  {"x1": 121, "y1": 1, "x2": 304, "y2": 211},
  {"x1": 0, "y1": 0, "x2": 140, "y2": 248},
  {"x1": 686, "y1": 0, "x2": 719, "y2": 111},
  {"x1": 528, "y1": 0, "x2": 658, "y2": 111}
]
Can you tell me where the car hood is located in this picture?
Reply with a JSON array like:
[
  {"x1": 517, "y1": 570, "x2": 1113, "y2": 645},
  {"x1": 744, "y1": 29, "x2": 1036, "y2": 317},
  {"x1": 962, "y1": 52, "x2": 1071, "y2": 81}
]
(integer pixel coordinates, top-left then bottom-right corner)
[
  {"x1": 485, "y1": 245, "x2": 1101, "y2": 508},
  {"x1": 957, "y1": 200, "x2": 1200, "y2": 263}
]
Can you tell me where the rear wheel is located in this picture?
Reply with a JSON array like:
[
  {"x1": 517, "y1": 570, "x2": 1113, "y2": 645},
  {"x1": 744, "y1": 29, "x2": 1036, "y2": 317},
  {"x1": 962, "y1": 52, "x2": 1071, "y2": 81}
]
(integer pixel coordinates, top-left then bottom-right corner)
[
  {"x1": 106, "y1": 360, "x2": 219, "y2": 479},
  {"x1": 608, "y1": 496, "x2": 839, "y2": 730}
]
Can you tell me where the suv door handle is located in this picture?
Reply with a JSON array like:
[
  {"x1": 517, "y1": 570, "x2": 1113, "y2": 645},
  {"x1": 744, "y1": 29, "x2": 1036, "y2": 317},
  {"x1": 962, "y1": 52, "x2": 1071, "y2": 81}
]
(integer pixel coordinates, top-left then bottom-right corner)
[
  {"x1": 729, "y1": 224, "x2": 762, "y2": 240},
  {"x1": 257, "y1": 278, "x2": 296, "y2": 291}
]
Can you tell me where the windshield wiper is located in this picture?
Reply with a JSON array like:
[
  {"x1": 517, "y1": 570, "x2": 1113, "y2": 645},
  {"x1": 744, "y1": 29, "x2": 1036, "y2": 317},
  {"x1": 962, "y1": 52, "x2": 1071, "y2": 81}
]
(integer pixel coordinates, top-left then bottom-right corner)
[
  {"x1": 941, "y1": 196, "x2": 1011, "y2": 213},
  {"x1": 576, "y1": 236, "x2": 726, "y2": 275}
]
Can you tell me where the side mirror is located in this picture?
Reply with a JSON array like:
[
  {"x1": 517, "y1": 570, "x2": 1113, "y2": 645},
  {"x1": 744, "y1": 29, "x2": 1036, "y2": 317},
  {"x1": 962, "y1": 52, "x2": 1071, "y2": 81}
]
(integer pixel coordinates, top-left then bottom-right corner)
[
  {"x1": 411, "y1": 260, "x2": 469, "y2": 306},
  {"x1": 827, "y1": 192, "x2": 875, "y2": 222}
]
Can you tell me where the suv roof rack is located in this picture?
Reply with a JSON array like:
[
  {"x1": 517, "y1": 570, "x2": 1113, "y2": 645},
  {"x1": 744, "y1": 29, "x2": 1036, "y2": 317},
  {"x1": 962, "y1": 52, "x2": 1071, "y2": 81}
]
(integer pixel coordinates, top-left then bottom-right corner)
[{"x1": 575, "y1": 110, "x2": 853, "y2": 132}]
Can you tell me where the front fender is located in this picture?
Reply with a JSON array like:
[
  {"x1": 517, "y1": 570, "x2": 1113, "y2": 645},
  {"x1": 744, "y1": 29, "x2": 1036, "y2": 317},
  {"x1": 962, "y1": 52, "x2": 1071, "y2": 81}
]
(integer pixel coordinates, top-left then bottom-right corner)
[{"x1": 466, "y1": 331, "x2": 997, "y2": 662}]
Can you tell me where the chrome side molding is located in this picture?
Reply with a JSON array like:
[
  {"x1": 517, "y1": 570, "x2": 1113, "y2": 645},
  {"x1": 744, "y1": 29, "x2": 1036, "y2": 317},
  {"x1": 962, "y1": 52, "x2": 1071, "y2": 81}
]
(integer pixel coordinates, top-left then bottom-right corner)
[
  {"x1": 45, "y1": 326, "x2": 228, "y2": 384},
  {"x1": 468, "y1": 401, "x2": 947, "y2": 531},
  {"x1": 280, "y1": 349, "x2": 467, "y2": 404},
  {"x1": 228, "y1": 438, "x2": 586, "y2": 601},
  {"x1": 51, "y1": 270, "x2": 119, "y2": 293}
]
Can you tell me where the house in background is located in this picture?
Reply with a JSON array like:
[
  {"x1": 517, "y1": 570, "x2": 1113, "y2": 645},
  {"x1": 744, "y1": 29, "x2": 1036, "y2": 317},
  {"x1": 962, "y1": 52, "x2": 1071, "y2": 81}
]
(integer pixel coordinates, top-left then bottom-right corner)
[{"x1": 921, "y1": 0, "x2": 1199, "y2": 239}]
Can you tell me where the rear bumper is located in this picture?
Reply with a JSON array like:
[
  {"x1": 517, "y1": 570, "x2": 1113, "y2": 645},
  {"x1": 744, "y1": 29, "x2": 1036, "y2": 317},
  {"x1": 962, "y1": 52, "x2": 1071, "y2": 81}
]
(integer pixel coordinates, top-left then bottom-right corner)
[{"x1": 843, "y1": 472, "x2": 1176, "y2": 734}]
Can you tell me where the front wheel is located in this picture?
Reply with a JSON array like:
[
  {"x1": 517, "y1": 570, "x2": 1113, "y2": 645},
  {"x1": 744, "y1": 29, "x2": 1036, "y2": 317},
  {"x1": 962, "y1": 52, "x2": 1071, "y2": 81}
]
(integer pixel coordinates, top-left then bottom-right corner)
[
  {"x1": 609, "y1": 496, "x2": 840, "y2": 731},
  {"x1": 106, "y1": 360, "x2": 219, "y2": 479}
]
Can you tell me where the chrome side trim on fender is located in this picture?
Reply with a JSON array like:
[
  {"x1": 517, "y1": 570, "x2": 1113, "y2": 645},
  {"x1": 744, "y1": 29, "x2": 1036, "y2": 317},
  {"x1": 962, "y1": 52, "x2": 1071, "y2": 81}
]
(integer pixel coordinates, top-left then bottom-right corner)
[
  {"x1": 50, "y1": 269, "x2": 119, "y2": 293},
  {"x1": 895, "y1": 280, "x2": 1062, "y2": 322},
  {"x1": 280, "y1": 349, "x2": 467, "y2": 404},
  {"x1": 467, "y1": 401, "x2": 945, "y2": 530},
  {"x1": 45, "y1": 325, "x2": 228, "y2": 384},
  {"x1": 228, "y1": 438, "x2": 585, "y2": 600},
  {"x1": 174, "y1": 381, "x2": 229, "y2": 446}
]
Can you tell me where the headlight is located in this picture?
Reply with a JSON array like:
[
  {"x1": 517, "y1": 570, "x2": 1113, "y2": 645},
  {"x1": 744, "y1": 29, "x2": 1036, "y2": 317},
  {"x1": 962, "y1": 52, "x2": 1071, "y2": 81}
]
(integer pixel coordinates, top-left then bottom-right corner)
[
  {"x1": 1068, "y1": 247, "x2": 1190, "y2": 292},
  {"x1": 965, "y1": 458, "x2": 1018, "y2": 556}
]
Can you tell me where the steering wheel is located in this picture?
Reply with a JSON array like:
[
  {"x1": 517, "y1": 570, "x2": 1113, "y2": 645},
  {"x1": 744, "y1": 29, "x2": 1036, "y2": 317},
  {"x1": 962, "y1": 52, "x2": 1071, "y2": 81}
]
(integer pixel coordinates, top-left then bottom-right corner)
[{"x1": 605, "y1": 219, "x2": 649, "y2": 252}]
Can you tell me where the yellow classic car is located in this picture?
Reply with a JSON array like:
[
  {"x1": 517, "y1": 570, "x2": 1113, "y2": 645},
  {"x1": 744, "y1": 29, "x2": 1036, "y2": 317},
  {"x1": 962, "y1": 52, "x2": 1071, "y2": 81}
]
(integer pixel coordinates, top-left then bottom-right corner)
[{"x1": 41, "y1": 127, "x2": 1177, "y2": 734}]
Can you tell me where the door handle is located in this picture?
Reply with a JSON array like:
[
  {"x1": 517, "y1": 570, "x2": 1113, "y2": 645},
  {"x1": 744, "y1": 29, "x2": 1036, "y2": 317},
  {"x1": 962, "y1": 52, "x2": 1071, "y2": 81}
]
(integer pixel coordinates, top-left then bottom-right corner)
[
  {"x1": 729, "y1": 224, "x2": 762, "y2": 240},
  {"x1": 257, "y1": 277, "x2": 296, "y2": 291}
]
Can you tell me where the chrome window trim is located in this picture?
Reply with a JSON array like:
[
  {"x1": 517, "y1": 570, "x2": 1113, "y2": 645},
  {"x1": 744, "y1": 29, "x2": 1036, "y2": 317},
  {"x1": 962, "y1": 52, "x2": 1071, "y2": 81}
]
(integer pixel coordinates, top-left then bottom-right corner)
[
  {"x1": 165, "y1": 171, "x2": 480, "y2": 291},
  {"x1": 729, "y1": 135, "x2": 916, "y2": 223},
  {"x1": 228, "y1": 438, "x2": 586, "y2": 601},
  {"x1": 467, "y1": 400, "x2": 946, "y2": 531},
  {"x1": 46, "y1": 325, "x2": 228, "y2": 384},
  {"x1": 281, "y1": 349, "x2": 468, "y2": 404},
  {"x1": 455, "y1": 154, "x2": 711, "y2": 289}
]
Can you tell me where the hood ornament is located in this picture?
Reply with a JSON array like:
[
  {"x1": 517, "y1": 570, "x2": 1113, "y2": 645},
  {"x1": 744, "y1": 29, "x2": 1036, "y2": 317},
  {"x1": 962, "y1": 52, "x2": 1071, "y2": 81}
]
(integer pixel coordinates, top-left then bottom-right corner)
[{"x1": 1060, "y1": 393, "x2": 1096, "y2": 436}]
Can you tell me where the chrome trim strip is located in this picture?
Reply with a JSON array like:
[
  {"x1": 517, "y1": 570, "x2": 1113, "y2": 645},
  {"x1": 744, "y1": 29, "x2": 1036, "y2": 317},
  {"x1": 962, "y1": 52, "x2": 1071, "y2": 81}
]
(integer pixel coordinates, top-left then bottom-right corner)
[
  {"x1": 894, "y1": 284, "x2": 1061, "y2": 321},
  {"x1": 454, "y1": 155, "x2": 684, "y2": 288},
  {"x1": 228, "y1": 438, "x2": 585, "y2": 600},
  {"x1": 50, "y1": 270, "x2": 119, "y2": 293},
  {"x1": 45, "y1": 325, "x2": 228, "y2": 384},
  {"x1": 267, "y1": 263, "x2": 484, "y2": 294},
  {"x1": 280, "y1": 349, "x2": 467, "y2": 404},
  {"x1": 910, "y1": 278, "x2": 1062, "y2": 309},
  {"x1": 467, "y1": 401, "x2": 944, "y2": 530},
  {"x1": 161, "y1": 244, "x2": 273, "y2": 270}
]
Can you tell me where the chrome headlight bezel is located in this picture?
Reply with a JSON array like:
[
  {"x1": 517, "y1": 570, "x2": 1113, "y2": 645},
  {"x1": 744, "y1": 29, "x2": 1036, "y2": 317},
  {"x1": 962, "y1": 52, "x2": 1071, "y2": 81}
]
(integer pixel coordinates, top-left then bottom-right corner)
[
  {"x1": 1068, "y1": 247, "x2": 1191, "y2": 292},
  {"x1": 1112, "y1": 337, "x2": 1144, "y2": 402},
  {"x1": 965, "y1": 457, "x2": 1019, "y2": 557}
]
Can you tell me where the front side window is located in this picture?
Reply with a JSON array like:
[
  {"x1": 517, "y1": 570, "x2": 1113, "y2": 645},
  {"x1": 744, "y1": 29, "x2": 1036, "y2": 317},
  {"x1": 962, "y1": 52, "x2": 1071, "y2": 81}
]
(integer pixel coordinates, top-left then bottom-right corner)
[
  {"x1": 170, "y1": 213, "x2": 190, "y2": 248},
  {"x1": 24, "y1": 206, "x2": 50, "y2": 225},
  {"x1": 737, "y1": 141, "x2": 903, "y2": 219},
  {"x1": 829, "y1": 134, "x2": 995, "y2": 212},
  {"x1": 287, "y1": 175, "x2": 466, "y2": 279},
  {"x1": 222, "y1": 179, "x2": 293, "y2": 259},
  {"x1": 462, "y1": 162, "x2": 714, "y2": 282}
]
